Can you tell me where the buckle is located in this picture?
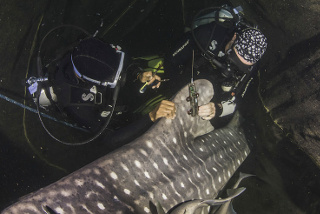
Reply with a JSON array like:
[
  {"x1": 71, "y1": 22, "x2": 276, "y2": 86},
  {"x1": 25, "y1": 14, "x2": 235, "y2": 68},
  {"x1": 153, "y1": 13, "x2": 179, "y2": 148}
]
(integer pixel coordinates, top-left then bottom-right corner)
[{"x1": 94, "y1": 92, "x2": 103, "y2": 105}]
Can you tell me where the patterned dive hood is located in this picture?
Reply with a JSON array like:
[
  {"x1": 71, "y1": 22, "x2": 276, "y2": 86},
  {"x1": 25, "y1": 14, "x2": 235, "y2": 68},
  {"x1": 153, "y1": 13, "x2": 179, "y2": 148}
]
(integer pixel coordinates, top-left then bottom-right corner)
[{"x1": 234, "y1": 28, "x2": 267, "y2": 64}]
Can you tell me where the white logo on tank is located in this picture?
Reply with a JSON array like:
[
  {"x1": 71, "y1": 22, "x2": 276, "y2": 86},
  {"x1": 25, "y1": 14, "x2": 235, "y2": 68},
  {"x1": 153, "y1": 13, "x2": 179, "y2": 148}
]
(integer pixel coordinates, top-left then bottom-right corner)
[
  {"x1": 82, "y1": 93, "x2": 94, "y2": 101},
  {"x1": 209, "y1": 40, "x2": 218, "y2": 51}
]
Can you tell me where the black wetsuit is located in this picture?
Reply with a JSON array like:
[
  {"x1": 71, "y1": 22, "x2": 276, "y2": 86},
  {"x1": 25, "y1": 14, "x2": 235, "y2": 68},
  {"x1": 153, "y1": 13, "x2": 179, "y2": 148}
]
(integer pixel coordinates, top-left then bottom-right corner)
[
  {"x1": 164, "y1": 22, "x2": 251, "y2": 127},
  {"x1": 167, "y1": 23, "x2": 233, "y2": 70}
]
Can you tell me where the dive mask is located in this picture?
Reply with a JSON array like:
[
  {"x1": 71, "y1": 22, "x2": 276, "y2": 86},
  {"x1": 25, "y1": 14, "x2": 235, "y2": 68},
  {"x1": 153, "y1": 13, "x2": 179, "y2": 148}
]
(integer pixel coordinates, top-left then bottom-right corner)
[{"x1": 222, "y1": 47, "x2": 252, "y2": 78}]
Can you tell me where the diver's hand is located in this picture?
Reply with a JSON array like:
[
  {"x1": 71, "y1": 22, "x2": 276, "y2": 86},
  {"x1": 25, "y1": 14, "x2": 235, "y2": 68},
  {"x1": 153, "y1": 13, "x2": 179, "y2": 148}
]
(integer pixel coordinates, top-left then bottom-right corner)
[
  {"x1": 149, "y1": 100, "x2": 176, "y2": 122},
  {"x1": 140, "y1": 71, "x2": 161, "y2": 89},
  {"x1": 198, "y1": 102, "x2": 216, "y2": 120}
]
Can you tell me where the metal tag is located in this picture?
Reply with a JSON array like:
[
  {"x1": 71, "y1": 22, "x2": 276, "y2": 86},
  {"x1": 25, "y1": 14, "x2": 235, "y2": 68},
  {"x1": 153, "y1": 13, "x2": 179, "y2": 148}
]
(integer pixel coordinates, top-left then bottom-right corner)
[{"x1": 28, "y1": 82, "x2": 38, "y2": 95}]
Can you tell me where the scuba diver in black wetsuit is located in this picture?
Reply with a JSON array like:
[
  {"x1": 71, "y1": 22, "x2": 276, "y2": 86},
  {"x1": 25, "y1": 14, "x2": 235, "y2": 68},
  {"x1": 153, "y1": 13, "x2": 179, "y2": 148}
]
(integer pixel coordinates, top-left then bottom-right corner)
[
  {"x1": 138, "y1": 5, "x2": 268, "y2": 128},
  {"x1": 28, "y1": 34, "x2": 176, "y2": 146}
]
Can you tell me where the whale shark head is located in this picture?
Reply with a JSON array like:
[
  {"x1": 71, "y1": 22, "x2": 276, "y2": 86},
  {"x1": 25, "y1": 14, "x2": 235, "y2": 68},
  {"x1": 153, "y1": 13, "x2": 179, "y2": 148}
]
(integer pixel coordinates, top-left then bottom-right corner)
[{"x1": 2, "y1": 79, "x2": 250, "y2": 214}]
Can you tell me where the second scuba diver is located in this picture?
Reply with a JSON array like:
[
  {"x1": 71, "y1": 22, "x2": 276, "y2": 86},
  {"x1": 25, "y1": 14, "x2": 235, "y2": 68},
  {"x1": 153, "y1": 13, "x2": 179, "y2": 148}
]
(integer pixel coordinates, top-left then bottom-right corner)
[
  {"x1": 138, "y1": 5, "x2": 268, "y2": 127},
  {"x1": 33, "y1": 34, "x2": 176, "y2": 145}
]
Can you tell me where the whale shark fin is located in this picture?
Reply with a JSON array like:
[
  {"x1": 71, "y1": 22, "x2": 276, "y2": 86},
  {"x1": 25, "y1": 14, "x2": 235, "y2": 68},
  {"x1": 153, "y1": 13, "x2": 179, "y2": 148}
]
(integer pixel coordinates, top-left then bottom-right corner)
[
  {"x1": 232, "y1": 172, "x2": 255, "y2": 189},
  {"x1": 212, "y1": 172, "x2": 255, "y2": 214},
  {"x1": 208, "y1": 188, "x2": 246, "y2": 214},
  {"x1": 202, "y1": 187, "x2": 246, "y2": 207}
]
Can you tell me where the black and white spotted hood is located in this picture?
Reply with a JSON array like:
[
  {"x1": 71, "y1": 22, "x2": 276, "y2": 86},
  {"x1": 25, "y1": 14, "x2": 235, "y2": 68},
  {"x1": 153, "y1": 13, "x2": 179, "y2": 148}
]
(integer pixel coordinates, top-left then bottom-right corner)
[{"x1": 234, "y1": 28, "x2": 267, "y2": 64}]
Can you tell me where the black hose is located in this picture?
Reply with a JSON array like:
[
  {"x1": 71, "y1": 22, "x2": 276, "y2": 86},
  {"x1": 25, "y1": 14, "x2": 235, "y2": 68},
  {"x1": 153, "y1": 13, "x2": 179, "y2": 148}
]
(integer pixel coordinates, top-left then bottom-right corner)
[{"x1": 36, "y1": 91, "x2": 118, "y2": 146}]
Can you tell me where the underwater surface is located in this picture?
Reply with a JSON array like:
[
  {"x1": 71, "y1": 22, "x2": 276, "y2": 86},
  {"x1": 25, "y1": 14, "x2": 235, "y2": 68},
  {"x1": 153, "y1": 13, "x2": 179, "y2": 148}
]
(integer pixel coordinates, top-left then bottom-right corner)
[{"x1": 0, "y1": 0, "x2": 319, "y2": 213}]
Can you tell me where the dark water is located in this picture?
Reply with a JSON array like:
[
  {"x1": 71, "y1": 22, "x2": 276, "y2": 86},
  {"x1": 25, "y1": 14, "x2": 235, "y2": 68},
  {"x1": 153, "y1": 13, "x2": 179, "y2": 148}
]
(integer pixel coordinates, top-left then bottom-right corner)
[{"x1": 0, "y1": 0, "x2": 319, "y2": 213}]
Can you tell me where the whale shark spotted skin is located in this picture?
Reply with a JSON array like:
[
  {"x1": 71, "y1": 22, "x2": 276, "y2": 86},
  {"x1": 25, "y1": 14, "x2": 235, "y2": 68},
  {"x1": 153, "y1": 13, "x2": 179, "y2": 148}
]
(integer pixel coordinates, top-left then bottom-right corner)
[{"x1": 2, "y1": 79, "x2": 250, "y2": 214}]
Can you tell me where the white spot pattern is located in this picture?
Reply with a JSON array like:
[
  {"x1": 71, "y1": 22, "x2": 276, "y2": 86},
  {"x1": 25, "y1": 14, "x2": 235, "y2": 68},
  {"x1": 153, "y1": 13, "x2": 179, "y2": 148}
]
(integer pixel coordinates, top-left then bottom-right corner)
[
  {"x1": 153, "y1": 163, "x2": 159, "y2": 169},
  {"x1": 110, "y1": 172, "x2": 118, "y2": 180},
  {"x1": 139, "y1": 149, "x2": 148, "y2": 156},
  {"x1": 121, "y1": 163, "x2": 129, "y2": 172},
  {"x1": 55, "y1": 207, "x2": 64, "y2": 214},
  {"x1": 61, "y1": 190, "x2": 71, "y2": 197},
  {"x1": 97, "y1": 202, "x2": 105, "y2": 210},
  {"x1": 146, "y1": 141, "x2": 153, "y2": 148},
  {"x1": 94, "y1": 168, "x2": 101, "y2": 175},
  {"x1": 184, "y1": 131, "x2": 187, "y2": 137},
  {"x1": 206, "y1": 189, "x2": 210, "y2": 195},
  {"x1": 134, "y1": 160, "x2": 142, "y2": 168},
  {"x1": 173, "y1": 137, "x2": 177, "y2": 144},
  {"x1": 162, "y1": 193, "x2": 168, "y2": 200},
  {"x1": 95, "y1": 180, "x2": 105, "y2": 189},
  {"x1": 163, "y1": 158, "x2": 169, "y2": 165},
  {"x1": 74, "y1": 179, "x2": 84, "y2": 186},
  {"x1": 144, "y1": 171, "x2": 151, "y2": 179},
  {"x1": 134, "y1": 180, "x2": 140, "y2": 186}
]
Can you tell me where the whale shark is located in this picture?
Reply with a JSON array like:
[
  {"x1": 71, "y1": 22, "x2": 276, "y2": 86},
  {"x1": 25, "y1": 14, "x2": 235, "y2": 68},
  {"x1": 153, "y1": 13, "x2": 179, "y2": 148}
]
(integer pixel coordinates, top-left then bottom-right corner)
[{"x1": 1, "y1": 79, "x2": 250, "y2": 214}]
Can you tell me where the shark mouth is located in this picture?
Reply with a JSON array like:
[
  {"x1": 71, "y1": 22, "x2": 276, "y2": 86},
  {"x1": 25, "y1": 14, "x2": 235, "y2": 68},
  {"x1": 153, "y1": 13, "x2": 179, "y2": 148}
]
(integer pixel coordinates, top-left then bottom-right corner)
[{"x1": 2, "y1": 79, "x2": 250, "y2": 214}]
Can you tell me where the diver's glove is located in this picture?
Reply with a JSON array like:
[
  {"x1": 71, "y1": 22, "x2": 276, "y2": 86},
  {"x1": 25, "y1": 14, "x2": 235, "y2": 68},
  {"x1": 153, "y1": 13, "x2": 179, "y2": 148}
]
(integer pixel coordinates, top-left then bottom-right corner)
[{"x1": 219, "y1": 97, "x2": 236, "y2": 117}]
